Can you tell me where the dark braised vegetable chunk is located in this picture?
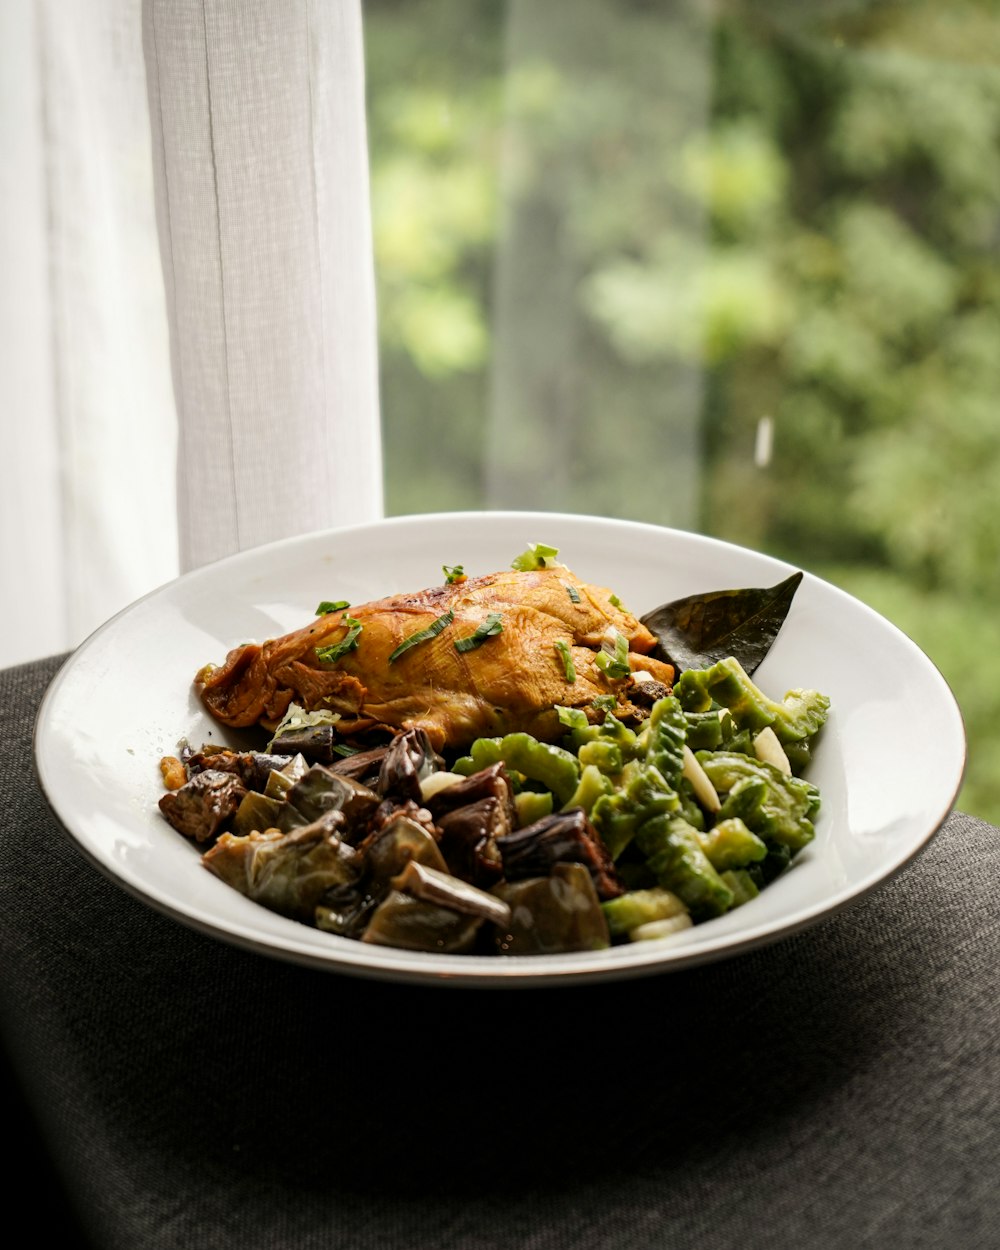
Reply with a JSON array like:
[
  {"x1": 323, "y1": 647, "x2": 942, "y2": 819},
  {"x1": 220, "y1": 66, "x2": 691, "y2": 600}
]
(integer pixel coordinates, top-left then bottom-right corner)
[
  {"x1": 203, "y1": 812, "x2": 359, "y2": 922},
  {"x1": 496, "y1": 808, "x2": 623, "y2": 901},
  {"x1": 159, "y1": 769, "x2": 247, "y2": 843},
  {"x1": 493, "y1": 863, "x2": 610, "y2": 955}
]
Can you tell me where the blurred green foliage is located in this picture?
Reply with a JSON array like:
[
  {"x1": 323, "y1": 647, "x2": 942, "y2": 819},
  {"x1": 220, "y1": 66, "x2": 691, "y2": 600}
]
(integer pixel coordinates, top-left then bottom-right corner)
[{"x1": 364, "y1": 0, "x2": 1000, "y2": 821}]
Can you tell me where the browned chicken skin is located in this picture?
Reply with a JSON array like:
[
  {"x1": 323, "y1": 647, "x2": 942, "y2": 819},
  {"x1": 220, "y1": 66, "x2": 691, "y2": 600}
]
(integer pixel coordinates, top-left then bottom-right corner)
[{"x1": 196, "y1": 566, "x2": 674, "y2": 751}]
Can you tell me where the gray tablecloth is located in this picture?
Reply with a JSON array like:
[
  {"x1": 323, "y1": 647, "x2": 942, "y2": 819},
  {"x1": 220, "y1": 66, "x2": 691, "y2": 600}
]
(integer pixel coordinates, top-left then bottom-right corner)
[{"x1": 3, "y1": 655, "x2": 998, "y2": 1249}]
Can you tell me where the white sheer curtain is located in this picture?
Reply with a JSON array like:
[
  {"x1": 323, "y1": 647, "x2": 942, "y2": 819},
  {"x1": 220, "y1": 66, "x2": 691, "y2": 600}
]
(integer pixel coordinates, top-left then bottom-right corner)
[
  {"x1": 0, "y1": 0, "x2": 383, "y2": 669},
  {"x1": 1, "y1": 0, "x2": 176, "y2": 668},
  {"x1": 144, "y1": 0, "x2": 383, "y2": 572}
]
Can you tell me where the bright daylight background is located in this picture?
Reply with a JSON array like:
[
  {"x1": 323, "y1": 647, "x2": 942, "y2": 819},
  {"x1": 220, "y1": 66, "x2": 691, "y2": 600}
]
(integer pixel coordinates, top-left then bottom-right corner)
[{"x1": 2, "y1": 0, "x2": 997, "y2": 822}]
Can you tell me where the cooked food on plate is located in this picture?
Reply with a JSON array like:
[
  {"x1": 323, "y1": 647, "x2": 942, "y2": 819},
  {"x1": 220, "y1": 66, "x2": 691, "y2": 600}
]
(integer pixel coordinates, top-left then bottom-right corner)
[
  {"x1": 195, "y1": 558, "x2": 673, "y2": 750},
  {"x1": 159, "y1": 545, "x2": 830, "y2": 958}
]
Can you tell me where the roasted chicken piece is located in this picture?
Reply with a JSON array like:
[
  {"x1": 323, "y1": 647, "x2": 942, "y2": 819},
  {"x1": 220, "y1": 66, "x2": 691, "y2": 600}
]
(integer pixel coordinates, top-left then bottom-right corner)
[{"x1": 196, "y1": 565, "x2": 674, "y2": 751}]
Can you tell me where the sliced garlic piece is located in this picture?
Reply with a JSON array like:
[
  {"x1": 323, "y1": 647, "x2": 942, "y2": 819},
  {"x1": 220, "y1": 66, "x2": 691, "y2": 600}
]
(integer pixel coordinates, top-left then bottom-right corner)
[
  {"x1": 683, "y1": 744, "x2": 721, "y2": 813},
  {"x1": 753, "y1": 726, "x2": 792, "y2": 775}
]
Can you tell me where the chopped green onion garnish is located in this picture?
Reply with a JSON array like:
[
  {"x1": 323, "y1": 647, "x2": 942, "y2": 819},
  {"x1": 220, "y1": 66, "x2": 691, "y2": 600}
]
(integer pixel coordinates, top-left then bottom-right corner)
[
  {"x1": 443, "y1": 564, "x2": 466, "y2": 584},
  {"x1": 454, "y1": 612, "x2": 503, "y2": 653},
  {"x1": 511, "y1": 542, "x2": 560, "y2": 571},
  {"x1": 554, "y1": 639, "x2": 576, "y2": 683},
  {"x1": 315, "y1": 616, "x2": 363, "y2": 664},
  {"x1": 592, "y1": 694, "x2": 616, "y2": 713},
  {"x1": 609, "y1": 593, "x2": 622, "y2": 609},
  {"x1": 316, "y1": 599, "x2": 350, "y2": 615},
  {"x1": 388, "y1": 610, "x2": 455, "y2": 663},
  {"x1": 565, "y1": 584, "x2": 581, "y2": 604},
  {"x1": 332, "y1": 743, "x2": 361, "y2": 758},
  {"x1": 595, "y1": 628, "x2": 631, "y2": 679}
]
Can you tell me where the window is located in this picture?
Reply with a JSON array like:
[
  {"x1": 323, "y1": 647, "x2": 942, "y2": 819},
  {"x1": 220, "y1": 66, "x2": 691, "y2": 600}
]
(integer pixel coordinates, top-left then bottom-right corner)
[{"x1": 365, "y1": 0, "x2": 999, "y2": 821}]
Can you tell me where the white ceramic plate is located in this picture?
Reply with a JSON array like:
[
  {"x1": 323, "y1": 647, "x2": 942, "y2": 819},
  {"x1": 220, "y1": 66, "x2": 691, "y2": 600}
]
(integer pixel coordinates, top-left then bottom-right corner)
[{"x1": 34, "y1": 511, "x2": 966, "y2": 987}]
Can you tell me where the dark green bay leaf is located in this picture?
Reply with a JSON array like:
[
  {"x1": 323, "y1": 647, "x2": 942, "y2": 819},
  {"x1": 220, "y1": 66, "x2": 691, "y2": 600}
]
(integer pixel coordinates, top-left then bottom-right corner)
[{"x1": 640, "y1": 571, "x2": 803, "y2": 676}]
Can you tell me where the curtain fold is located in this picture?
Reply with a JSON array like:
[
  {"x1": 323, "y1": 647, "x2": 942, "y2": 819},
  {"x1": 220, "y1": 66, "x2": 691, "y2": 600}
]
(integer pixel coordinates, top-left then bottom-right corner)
[
  {"x1": 1, "y1": 0, "x2": 177, "y2": 667},
  {"x1": 143, "y1": 0, "x2": 384, "y2": 574}
]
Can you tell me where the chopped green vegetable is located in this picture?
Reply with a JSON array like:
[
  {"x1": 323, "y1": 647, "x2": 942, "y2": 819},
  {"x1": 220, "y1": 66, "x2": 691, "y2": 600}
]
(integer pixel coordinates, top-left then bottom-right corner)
[
  {"x1": 753, "y1": 842, "x2": 793, "y2": 885},
  {"x1": 644, "y1": 696, "x2": 686, "y2": 788},
  {"x1": 454, "y1": 612, "x2": 503, "y2": 653},
  {"x1": 514, "y1": 790, "x2": 554, "y2": 826},
  {"x1": 675, "y1": 656, "x2": 830, "y2": 745},
  {"x1": 554, "y1": 640, "x2": 576, "y2": 683},
  {"x1": 696, "y1": 751, "x2": 820, "y2": 852},
  {"x1": 578, "y1": 739, "x2": 624, "y2": 775},
  {"x1": 601, "y1": 887, "x2": 688, "y2": 937},
  {"x1": 315, "y1": 600, "x2": 350, "y2": 615},
  {"x1": 556, "y1": 705, "x2": 590, "y2": 736},
  {"x1": 608, "y1": 593, "x2": 623, "y2": 609},
  {"x1": 635, "y1": 814, "x2": 734, "y2": 919},
  {"x1": 565, "y1": 583, "x2": 581, "y2": 603},
  {"x1": 675, "y1": 778, "x2": 707, "y2": 830},
  {"x1": 443, "y1": 564, "x2": 466, "y2": 584},
  {"x1": 510, "y1": 542, "x2": 560, "y2": 571},
  {"x1": 590, "y1": 760, "x2": 680, "y2": 860},
  {"x1": 315, "y1": 616, "x2": 363, "y2": 664},
  {"x1": 592, "y1": 694, "x2": 617, "y2": 714},
  {"x1": 564, "y1": 763, "x2": 615, "y2": 815},
  {"x1": 719, "y1": 868, "x2": 760, "y2": 907},
  {"x1": 453, "y1": 732, "x2": 581, "y2": 805},
  {"x1": 387, "y1": 610, "x2": 454, "y2": 664},
  {"x1": 696, "y1": 816, "x2": 768, "y2": 871},
  {"x1": 557, "y1": 706, "x2": 639, "y2": 757},
  {"x1": 717, "y1": 776, "x2": 767, "y2": 825},
  {"x1": 684, "y1": 710, "x2": 725, "y2": 751}
]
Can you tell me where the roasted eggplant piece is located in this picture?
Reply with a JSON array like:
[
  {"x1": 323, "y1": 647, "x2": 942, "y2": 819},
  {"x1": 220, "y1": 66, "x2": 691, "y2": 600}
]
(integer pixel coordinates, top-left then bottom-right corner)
[
  {"x1": 231, "y1": 790, "x2": 285, "y2": 836},
  {"x1": 436, "y1": 799, "x2": 507, "y2": 888},
  {"x1": 268, "y1": 723, "x2": 341, "y2": 764},
  {"x1": 361, "y1": 893, "x2": 484, "y2": 952},
  {"x1": 158, "y1": 769, "x2": 247, "y2": 843},
  {"x1": 362, "y1": 812, "x2": 449, "y2": 883},
  {"x1": 493, "y1": 863, "x2": 610, "y2": 955},
  {"x1": 496, "y1": 808, "x2": 624, "y2": 901},
  {"x1": 284, "y1": 765, "x2": 380, "y2": 826},
  {"x1": 185, "y1": 747, "x2": 294, "y2": 791},
  {"x1": 423, "y1": 762, "x2": 515, "y2": 819},
  {"x1": 263, "y1": 754, "x2": 310, "y2": 799},
  {"x1": 426, "y1": 763, "x2": 515, "y2": 888},
  {"x1": 315, "y1": 880, "x2": 380, "y2": 938},
  {"x1": 203, "y1": 811, "x2": 359, "y2": 922},
  {"x1": 326, "y1": 744, "x2": 392, "y2": 787},
  {"x1": 377, "y1": 728, "x2": 443, "y2": 803},
  {"x1": 391, "y1": 860, "x2": 511, "y2": 926},
  {"x1": 358, "y1": 858, "x2": 509, "y2": 954},
  {"x1": 201, "y1": 828, "x2": 283, "y2": 891}
]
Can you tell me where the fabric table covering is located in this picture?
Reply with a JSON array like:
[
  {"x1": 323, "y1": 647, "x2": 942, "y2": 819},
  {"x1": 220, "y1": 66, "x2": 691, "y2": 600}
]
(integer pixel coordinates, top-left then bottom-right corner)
[{"x1": 3, "y1": 655, "x2": 997, "y2": 1249}]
